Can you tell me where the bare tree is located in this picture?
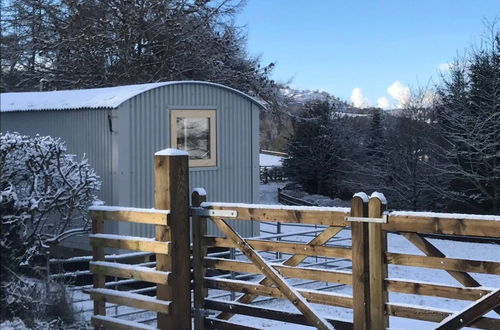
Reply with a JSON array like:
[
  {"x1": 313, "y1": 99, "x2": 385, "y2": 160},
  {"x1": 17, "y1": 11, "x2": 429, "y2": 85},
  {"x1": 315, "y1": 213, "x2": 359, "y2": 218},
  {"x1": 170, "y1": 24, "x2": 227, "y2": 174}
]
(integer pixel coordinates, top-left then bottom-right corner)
[{"x1": 1, "y1": 0, "x2": 285, "y2": 110}]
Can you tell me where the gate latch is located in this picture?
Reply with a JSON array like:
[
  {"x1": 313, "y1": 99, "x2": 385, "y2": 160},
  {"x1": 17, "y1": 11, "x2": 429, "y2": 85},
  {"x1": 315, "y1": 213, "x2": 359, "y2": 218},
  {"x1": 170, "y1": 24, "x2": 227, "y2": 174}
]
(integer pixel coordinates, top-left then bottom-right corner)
[{"x1": 190, "y1": 207, "x2": 237, "y2": 218}]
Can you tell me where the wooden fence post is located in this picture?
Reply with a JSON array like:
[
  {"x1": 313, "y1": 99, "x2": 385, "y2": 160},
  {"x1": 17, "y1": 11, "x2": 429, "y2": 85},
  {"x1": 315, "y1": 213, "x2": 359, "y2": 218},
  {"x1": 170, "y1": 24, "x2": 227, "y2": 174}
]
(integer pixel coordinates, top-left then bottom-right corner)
[
  {"x1": 368, "y1": 193, "x2": 389, "y2": 329},
  {"x1": 192, "y1": 188, "x2": 208, "y2": 330},
  {"x1": 92, "y1": 216, "x2": 106, "y2": 316},
  {"x1": 351, "y1": 193, "x2": 370, "y2": 330},
  {"x1": 154, "y1": 149, "x2": 191, "y2": 330}
]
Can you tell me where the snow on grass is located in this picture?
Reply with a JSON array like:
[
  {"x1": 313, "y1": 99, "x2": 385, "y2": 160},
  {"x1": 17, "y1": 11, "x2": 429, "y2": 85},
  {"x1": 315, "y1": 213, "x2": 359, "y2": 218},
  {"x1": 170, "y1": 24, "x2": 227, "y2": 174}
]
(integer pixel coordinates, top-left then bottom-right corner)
[{"x1": 260, "y1": 153, "x2": 284, "y2": 167}]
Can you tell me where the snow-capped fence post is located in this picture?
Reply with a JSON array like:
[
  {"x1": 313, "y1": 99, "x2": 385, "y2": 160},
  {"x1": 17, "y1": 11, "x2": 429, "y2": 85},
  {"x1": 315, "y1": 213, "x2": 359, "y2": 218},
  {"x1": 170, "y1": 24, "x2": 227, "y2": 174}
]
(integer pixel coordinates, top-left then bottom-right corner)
[
  {"x1": 192, "y1": 188, "x2": 208, "y2": 330},
  {"x1": 154, "y1": 149, "x2": 191, "y2": 330},
  {"x1": 350, "y1": 192, "x2": 371, "y2": 330},
  {"x1": 368, "y1": 193, "x2": 389, "y2": 329}
]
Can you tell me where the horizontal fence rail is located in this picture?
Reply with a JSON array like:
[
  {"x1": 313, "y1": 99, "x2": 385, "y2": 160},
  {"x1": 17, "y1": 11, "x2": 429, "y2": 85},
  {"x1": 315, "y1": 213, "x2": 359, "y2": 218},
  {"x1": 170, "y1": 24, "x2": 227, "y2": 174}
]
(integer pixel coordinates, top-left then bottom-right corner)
[{"x1": 86, "y1": 206, "x2": 173, "y2": 329}]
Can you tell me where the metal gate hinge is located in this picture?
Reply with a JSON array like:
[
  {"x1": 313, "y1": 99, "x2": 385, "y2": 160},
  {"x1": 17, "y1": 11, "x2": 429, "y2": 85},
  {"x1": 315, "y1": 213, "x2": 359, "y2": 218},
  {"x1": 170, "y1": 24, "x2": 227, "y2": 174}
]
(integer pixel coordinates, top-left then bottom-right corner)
[
  {"x1": 190, "y1": 207, "x2": 237, "y2": 218},
  {"x1": 345, "y1": 215, "x2": 388, "y2": 224}
]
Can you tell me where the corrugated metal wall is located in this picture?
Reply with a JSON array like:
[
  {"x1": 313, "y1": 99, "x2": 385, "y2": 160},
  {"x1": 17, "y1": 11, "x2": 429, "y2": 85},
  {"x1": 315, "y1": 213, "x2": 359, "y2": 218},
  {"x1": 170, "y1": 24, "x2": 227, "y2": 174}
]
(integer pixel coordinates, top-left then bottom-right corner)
[
  {"x1": 0, "y1": 108, "x2": 115, "y2": 249},
  {"x1": 0, "y1": 82, "x2": 261, "y2": 247},
  {"x1": 116, "y1": 83, "x2": 260, "y2": 237}
]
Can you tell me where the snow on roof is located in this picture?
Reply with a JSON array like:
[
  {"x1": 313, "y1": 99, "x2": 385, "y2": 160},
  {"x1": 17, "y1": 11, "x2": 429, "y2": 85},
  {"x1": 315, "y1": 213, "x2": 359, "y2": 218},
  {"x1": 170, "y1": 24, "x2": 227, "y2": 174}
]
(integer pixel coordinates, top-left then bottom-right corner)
[
  {"x1": 0, "y1": 81, "x2": 265, "y2": 112},
  {"x1": 260, "y1": 153, "x2": 284, "y2": 167}
]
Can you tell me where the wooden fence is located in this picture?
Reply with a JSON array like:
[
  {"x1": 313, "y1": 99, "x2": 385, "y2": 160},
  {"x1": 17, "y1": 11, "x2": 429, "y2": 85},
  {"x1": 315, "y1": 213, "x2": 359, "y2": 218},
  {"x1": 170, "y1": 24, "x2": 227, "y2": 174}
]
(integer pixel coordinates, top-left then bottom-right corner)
[
  {"x1": 87, "y1": 150, "x2": 500, "y2": 329},
  {"x1": 86, "y1": 151, "x2": 190, "y2": 330}
]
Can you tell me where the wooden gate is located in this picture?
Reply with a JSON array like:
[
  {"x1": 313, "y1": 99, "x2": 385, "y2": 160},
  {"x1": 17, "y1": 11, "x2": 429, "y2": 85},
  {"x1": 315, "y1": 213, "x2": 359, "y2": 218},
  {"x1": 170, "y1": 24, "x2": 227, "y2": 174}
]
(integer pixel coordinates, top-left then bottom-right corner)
[
  {"x1": 87, "y1": 150, "x2": 500, "y2": 329},
  {"x1": 191, "y1": 192, "x2": 500, "y2": 330}
]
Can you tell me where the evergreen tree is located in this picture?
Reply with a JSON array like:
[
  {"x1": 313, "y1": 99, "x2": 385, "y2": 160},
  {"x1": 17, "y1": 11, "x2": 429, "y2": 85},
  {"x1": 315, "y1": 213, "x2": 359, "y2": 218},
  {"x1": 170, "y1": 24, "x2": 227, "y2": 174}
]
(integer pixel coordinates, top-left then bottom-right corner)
[
  {"x1": 434, "y1": 26, "x2": 500, "y2": 213},
  {"x1": 283, "y1": 100, "x2": 345, "y2": 197}
]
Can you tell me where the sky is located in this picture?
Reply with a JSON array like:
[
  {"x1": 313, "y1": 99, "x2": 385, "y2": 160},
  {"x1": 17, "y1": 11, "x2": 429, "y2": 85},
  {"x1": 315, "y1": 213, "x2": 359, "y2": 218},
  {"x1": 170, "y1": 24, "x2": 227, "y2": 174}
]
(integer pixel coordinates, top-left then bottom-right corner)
[{"x1": 236, "y1": 0, "x2": 500, "y2": 108}]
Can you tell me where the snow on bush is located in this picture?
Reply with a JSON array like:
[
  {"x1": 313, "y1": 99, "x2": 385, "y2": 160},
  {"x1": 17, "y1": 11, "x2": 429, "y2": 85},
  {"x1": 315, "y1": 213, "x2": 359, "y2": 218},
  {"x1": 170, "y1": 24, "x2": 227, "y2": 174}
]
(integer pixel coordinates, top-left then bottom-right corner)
[
  {"x1": 0, "y1": 132, "x2": 100, "y2": 267},
  {"x1": 0, "y1": 132, "x2": 100, "y2": 324}
]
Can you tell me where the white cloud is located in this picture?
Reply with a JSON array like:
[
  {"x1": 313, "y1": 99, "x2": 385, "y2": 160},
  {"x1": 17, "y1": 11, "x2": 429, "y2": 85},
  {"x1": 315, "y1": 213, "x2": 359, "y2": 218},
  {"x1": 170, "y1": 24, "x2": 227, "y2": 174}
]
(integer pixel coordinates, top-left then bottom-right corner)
[
  {"x1": 387, "y1": 81, "x2": 410, "y2": 109},
  {"x1": 350, "y1": 87, "x2": 370, "y2": 108},
  {"x1": 376, "y1": 97, "x2": 390, "y2": 110},
  {"x1": 438, "y1": 62, "x2": 451, "y2": 72}
]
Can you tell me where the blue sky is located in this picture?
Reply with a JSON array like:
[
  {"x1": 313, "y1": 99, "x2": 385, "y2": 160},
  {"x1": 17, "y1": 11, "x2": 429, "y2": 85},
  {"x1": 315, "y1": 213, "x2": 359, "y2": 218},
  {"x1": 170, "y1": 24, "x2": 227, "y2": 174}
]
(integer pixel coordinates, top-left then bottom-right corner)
[{"x1": 236, "y1": 1, "x2": 499, "y2": 108}]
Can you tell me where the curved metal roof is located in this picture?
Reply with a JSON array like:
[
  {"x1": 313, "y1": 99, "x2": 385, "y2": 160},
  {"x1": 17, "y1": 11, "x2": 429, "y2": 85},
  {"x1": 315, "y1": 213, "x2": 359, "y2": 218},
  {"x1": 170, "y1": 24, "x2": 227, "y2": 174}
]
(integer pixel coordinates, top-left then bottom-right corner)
[{"x1": 0, "y1": 81, "x2": 265, "y2": 112}]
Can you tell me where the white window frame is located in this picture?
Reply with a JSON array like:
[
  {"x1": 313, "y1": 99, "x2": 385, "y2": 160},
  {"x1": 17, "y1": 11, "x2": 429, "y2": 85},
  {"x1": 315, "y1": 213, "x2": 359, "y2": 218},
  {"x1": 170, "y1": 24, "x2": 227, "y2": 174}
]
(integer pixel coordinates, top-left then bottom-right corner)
[{"x1": 170, "y1": 110, "x2": 217, "y2": 167}]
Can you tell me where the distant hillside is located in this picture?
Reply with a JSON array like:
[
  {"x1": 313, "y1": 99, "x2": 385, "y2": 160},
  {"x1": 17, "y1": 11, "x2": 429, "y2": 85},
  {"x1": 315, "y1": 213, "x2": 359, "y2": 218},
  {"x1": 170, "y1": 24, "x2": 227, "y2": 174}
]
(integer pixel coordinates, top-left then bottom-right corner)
[
  {"x1": 260, "y1": 87, "x2": 361, "y2": 152},
  {"x1": 280, "y1": 87, "x2": 357, "y2": 113}
]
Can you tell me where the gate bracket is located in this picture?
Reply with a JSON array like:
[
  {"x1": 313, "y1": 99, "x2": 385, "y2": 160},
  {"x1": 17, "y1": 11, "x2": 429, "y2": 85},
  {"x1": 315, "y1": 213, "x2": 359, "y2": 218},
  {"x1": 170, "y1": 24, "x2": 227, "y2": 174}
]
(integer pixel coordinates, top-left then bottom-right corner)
[
  {"x1": 345, "y1": 215, "x2": 388, "y2": 224},
  {"x1": 190, "y1": 207, "x2": 237, "y2": 218}
]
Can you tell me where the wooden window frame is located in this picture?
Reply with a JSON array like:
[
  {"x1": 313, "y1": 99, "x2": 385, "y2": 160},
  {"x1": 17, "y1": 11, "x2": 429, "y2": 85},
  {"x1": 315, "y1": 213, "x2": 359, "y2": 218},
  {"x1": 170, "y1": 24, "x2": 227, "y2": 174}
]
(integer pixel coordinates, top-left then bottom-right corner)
[{"x1": 170, "y1": 110, "x2": 217, "y2": 167}]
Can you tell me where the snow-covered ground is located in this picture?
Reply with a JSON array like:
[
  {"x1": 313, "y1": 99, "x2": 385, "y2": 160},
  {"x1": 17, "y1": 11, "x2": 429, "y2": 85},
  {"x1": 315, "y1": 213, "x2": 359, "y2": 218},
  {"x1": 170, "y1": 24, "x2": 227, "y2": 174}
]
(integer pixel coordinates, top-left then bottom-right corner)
[{"x1": 259, "y1": 153, "x2": 284, "y2": 167}]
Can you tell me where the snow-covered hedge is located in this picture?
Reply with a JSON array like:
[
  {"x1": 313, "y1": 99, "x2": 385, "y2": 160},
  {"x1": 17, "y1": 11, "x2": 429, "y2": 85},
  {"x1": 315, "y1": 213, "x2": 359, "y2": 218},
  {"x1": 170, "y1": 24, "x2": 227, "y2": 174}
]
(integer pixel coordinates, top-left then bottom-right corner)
[{"x1": 0, "y1": 132, "x2": 100, "y2": 268}]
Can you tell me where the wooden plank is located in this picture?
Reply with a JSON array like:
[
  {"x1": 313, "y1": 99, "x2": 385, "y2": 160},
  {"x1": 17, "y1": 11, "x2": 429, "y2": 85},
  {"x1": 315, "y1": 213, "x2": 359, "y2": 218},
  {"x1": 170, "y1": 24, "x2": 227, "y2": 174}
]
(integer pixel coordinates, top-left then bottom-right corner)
[
  {"x1": 154, "y1": 153, "x2": 191, "y2": 330},
  {"x1": 383, "y1": 215, "x2": 500, "y2": 238},
  {"x1": 91, "y1": 315, "x2": 156, "y2": 330},
  {"x1": 204, "y1": 318, "x2": 262, "y2": 330},
  {"x1": 205, "y1": 278, "x2": 353, "y2": 308},
  {"x1": 206, "y1": 299, "x2": 354, "y2": 330},
  {"x1": 401, "y1": 232, "x2": 481, "y2": 287},
  {"x1": 204, "y1": 236, "x2": 352, "y2": 259},
  {"x1": 211, "y1": 217, "x2": 334, "y2": 330},
  {"x1": 86, "y1": 288, "x2": 171, "y2": 314},
  {"x1": 90, "y1": 208, "x2": 169, "y2": 225},
  {"x1": 204, "y1": 258, "x2": 352, "y2": 285},
  {"x1": 216, "y1": 226, "x2": 344, "y2": 321},
  {"x1": 368, "y1": 195, "x2": 388, "y2": 329},
  {"x1": 385, "y1": 252, "x2": 500, "y2": 274},
  {"x1": 436, "y1": 289, "x2": 500, "y2": 329},
  {"x1": 192, "y1": 190, "x2": 208, "y2": 330},
  {"x1": 385, "y1": 279, "x2": 493, "y2": 301},
  {"x1": 89, "y1": 261, "x2": 170, "y2": 285},
  {"x1": 89, "y1": 234, "x2": 171, "y2": 254},
  {"x1": 386, "y1": 303, "x2": 500, "y2": 328},
  {"x1": 203, "y1": 203, "x2": 349, "y2": 226},
  {"x1": 350, "y1": 193, "x2": 370, "y2": 330},
  {"x1": 92, "y1": 217, "x2": 106, "y2": 316}
]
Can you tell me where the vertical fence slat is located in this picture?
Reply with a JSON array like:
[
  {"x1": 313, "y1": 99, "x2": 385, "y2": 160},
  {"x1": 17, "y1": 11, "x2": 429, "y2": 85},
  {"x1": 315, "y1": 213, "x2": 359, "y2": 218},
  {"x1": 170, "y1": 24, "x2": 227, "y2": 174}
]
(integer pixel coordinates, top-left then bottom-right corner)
[
  {"x1": 369, "y1": 194, "x2": 389, "y2": 329},
  {"x1": 192, "y1": 189, "x2": 208, "y2": 330},
  {"x1": 92, "y1": 216, "x2": 106, "y2": 316},
  {"x1": 154, "y1": 151, "x2": 191, "y2": 330},
  {"x1": 351, "y1": 193, "x2": 370, "y2": 330}
]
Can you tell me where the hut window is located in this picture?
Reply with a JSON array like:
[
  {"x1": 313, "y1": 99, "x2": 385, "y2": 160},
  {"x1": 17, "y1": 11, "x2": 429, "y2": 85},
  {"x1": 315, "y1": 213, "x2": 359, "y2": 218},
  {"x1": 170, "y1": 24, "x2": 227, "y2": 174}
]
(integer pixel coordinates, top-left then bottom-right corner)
[{"x1": 170, "y1": 110, "x2": 217, "y2": 167}]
